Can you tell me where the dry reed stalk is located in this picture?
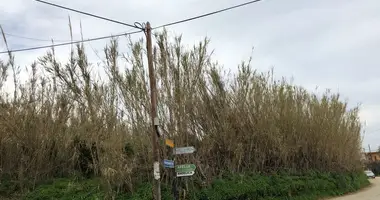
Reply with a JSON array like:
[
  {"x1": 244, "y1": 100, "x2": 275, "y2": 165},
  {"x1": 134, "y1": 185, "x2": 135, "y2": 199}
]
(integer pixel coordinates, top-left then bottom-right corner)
[{"x1": 0, "y1": 27, "x2": 363, "y2": 196}]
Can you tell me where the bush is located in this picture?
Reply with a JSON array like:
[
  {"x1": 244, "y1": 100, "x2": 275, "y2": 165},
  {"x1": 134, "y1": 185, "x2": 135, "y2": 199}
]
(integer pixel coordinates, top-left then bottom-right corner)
[
  {"x1": 192, "y1": 171, "x2": 369, "y2": 200},
  {"x1": 127, "y1": 183, "x2": 172, "y2": 200},
  {"x1": 21, "y1": 171, "x2": 369, "y2": 200},
  {"x1": 23, "y1": 179, "x2": 171, "y2": 200},
  {"x1": 23, "y1": 178, "x2": 105, "y2": 200}
]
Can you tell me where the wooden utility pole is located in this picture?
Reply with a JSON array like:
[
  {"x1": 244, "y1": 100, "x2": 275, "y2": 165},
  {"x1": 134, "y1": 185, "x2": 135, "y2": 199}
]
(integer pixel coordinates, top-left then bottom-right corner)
[
  {"x1": 145, "y1": 22, "x2": 161, "y2": 200},
  {"x1": 172, "y1": 141, "x2": 178, "y2": 200}
]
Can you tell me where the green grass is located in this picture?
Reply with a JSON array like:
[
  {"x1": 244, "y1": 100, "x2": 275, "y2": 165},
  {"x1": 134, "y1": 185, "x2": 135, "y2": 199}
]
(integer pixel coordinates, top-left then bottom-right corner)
[{"x1": 19, "y1": 171, "x2": 369, "y2": 200}]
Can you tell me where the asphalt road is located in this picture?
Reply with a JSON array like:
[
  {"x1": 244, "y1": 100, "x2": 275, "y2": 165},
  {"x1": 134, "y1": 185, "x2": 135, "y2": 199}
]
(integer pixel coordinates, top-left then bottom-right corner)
[{"x1": 328, "y1": 178, "x2": 380, "y2": 200}]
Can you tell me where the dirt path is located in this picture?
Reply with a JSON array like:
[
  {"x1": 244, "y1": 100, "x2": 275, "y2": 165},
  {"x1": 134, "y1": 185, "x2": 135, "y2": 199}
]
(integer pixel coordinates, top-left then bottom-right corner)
[{"x1": 328, "y1": 178, "x2": 380, "y2": 200}]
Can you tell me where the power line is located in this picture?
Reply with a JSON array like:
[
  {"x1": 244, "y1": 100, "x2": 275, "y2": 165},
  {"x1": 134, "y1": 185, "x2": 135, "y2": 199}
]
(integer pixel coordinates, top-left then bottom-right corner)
[
  {"x1": 0, "y1": 0, "x2": 265, "y2": 54},
  {"x1": 3, "y1": 28, "x2": 136, "y2": 43},
  {"x1": 153, "y1": 0, "x2": 264, "y2": 30},
  {"x1": 4, "y1": 32, "x2": 72, "y2": 42},
  {"x1": 35, "y1": 0, "x2": 142, "y2": 30},
  {"x1": 0, "y1": 30, "x2": 142, "y2": 54}
]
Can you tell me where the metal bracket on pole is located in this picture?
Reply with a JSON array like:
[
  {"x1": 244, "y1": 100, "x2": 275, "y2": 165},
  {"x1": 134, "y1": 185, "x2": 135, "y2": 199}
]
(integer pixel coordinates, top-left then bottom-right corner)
[{"x1": 154, "y1": 117, "x2": 162, "y2": 137}]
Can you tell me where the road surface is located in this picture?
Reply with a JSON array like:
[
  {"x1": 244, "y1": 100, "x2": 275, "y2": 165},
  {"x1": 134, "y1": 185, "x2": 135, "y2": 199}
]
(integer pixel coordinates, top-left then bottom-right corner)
[{"x1": 328, "y1": 178, "x2": 380, "y2": 200}]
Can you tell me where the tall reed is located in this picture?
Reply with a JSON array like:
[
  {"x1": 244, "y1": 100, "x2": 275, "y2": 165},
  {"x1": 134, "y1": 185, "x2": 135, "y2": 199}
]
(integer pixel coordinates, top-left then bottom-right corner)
[{"x1": 0, "y1": 29, "x2": 362, "y2": 194}]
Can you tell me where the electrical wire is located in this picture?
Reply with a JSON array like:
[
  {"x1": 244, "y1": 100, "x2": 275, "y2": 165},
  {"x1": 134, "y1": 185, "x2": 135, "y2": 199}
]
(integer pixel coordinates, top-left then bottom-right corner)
[
  {"x1": 152, "y1": 0, "x2": 264, "y2": 30},
  {"x1": 0, "y1": 30, "x2": 142, "y2": 54},
  {"x1": 0, "y1": 0, "x2": 264, "y2": 54},
  {"x1": 4, "y1": 32, "x2": 72, "y2": 42},
  {"x1": 3, "y1": 28, "x2": 137, "y2": 43},
  {"x1": 35, "y1": 0, "x2": 142, "y2": 30}
]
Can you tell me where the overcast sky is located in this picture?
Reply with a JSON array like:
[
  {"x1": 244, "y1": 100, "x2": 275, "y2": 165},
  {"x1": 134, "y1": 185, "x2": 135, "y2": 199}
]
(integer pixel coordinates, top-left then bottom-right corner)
[{"x1": 1, "y1": 0, "x2": 380, "y2": 151}]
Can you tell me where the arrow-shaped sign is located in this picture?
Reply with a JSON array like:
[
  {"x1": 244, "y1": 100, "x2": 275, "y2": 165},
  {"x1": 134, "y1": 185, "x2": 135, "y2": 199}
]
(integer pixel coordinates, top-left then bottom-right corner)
[
  {"x1": 176, "y1": 171, "x2": 195, "y2": 177},
  {"x1": 175, "y1": 164, "x2": 196, "y2": 173},
  {"x1": 173, "y1": 146, "x2": 196, "y2": 155}
]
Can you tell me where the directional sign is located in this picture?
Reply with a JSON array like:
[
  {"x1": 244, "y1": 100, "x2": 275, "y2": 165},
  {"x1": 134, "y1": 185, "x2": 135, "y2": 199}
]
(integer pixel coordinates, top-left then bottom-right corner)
[
  {"x1": 173, "y1": 146, "x2": 196, "y2": 155},
  {"x1": 165, "y1": 139, "x2": 174, "y2": 148},
  {"x1": 177, "y1": 171, "x2": 195, "y2": 177},
  {"x1": 163, "y1": 159, "x2": 174, "y2": 168},
  {"x1": 175, "y1": 164, "x2": 196, "y2": 173}
]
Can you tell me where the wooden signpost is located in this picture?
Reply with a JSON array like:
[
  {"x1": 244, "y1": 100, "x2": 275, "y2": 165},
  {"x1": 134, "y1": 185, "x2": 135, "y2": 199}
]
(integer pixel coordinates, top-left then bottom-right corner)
[{"x1": 163, "y1": 136, "x2": 197, "y2": 200}]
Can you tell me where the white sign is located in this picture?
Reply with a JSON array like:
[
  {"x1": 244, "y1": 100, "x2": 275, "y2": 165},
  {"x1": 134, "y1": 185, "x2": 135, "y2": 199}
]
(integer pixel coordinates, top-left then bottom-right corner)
[
  {"x1": 173, "y1": 146, "x2": 196, "y2": 155},
  {"x1": 176, "y1": 171, "x2": 195, "y2": 177},
  {"x1": 154, "y1": 162, "x2": 160, "y2": 180}
]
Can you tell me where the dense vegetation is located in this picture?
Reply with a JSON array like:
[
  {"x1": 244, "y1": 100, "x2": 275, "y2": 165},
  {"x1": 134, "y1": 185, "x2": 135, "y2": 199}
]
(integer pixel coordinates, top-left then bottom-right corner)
[
  {"x1": 22, "y1": 171, "x2": 369, "y2": 200},
  {"x1": 0, "y1": 28, "x2": 365, "y2": 199}
]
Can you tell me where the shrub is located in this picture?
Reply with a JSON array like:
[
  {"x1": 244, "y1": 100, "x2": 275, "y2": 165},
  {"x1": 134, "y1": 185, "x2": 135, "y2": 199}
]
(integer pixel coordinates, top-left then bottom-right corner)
[
  {"x1": 22, "y1": 172, "x2": 369, "y2": 200},
  {"x1": 23, "y1": 179, "x2": 172, "y2": 200},
  {"x1": 23, "y1": 178, "x2": 105, "y2": 200},
  {"x1": 192, "y1": 172, "x2": 369, "y2": 200}
]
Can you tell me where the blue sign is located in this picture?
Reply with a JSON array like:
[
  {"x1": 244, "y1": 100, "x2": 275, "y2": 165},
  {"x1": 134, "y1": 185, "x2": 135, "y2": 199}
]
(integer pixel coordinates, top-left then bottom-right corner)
[{"x1": 163, "y1": 159, "x2": 174, "y2": 168}]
